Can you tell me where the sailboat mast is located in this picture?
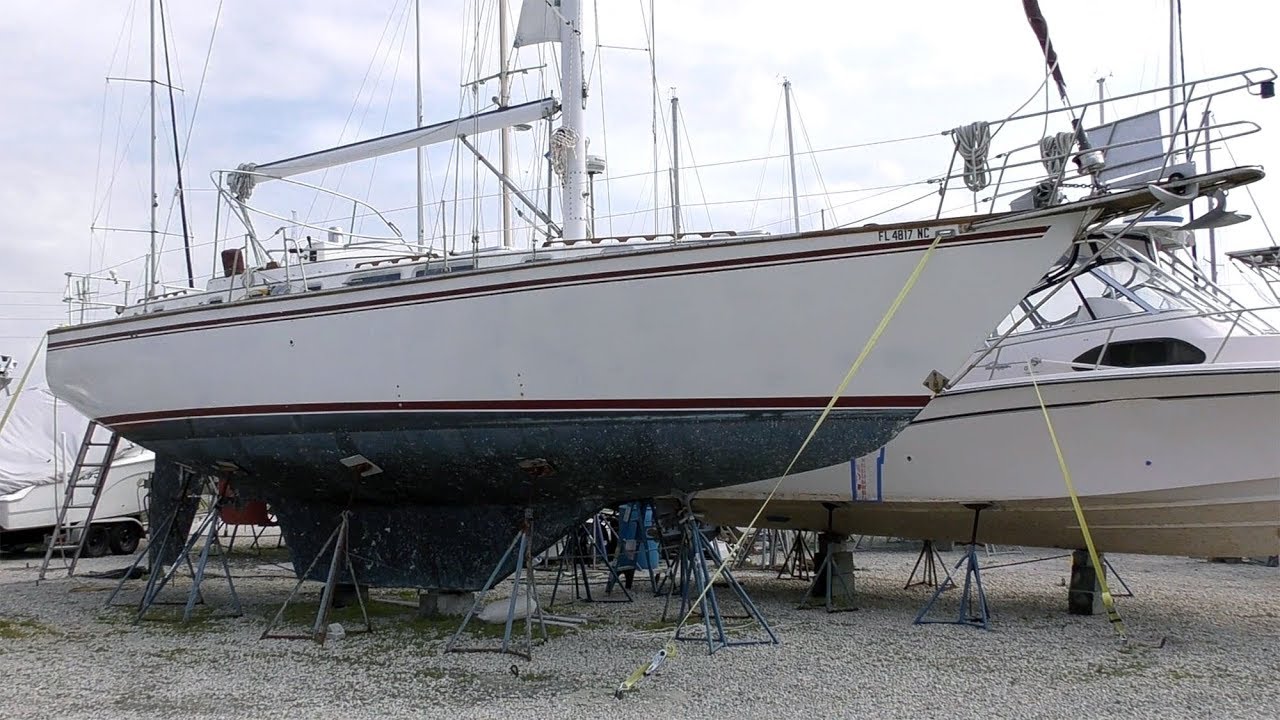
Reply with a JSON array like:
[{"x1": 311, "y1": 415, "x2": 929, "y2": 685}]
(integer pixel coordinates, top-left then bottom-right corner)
[
  {"x1": 559, "y1": 0, "x2": 588, "y2": 241},
  {"x1": 147, "y1": 0, "x2": 158, "y2": 298},
  {"x1": 649, "y1": 0, "x2": 659, "y2": 235},
  {"x1": 1167, "y1": 0, "x2": 1178, "y2": 151},
  {"x1": 415, "y1": 0, "x2": 425, "y2": 251},
  {"x1": 670, "y1": 92, "x2": 680, "y2": 238},
  {"x1": 783, "y1": 78, "x2": 800, "y2": 234},
  {"x1": 499, "y1": 0, "x2": 513, "y2": 248}
]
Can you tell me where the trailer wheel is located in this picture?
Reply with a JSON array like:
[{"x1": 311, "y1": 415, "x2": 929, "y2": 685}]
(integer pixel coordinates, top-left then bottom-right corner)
[
  {"x1": 108, "y1": 524, "x2": 142, "y2": 555},
  {"x1": 82, "y1": 527, "x2": 110, "y2": 558}
]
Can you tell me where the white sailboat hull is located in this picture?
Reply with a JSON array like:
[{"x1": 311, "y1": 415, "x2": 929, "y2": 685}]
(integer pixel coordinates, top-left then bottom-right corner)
[{"x1": 695, "y1": 364, "x2": 1280, "y2": 558}]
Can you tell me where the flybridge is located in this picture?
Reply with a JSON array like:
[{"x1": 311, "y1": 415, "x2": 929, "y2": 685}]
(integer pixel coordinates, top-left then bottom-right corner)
[{"x1": 226, "y1": 97, "x2": 560, "y2": 201}]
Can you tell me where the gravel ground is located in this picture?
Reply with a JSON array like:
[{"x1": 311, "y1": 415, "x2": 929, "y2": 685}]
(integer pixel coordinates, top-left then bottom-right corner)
[{"x1": 1, "y1": 539, "x2": 1276, "y2": 720}]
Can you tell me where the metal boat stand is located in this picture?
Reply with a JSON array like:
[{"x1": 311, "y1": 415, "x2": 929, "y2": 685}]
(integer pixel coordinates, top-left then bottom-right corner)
[
  {"x1": 732, "y1": 527, "x2": 793, "y2": 571},
  {"x1": 131, "y1": 496, "x2": 243, "y2": 624},
  {"x1": 915, "y1": 503, "x2": 993, "y2": 630},
  {"x1": 548, "y1": 513, "x2": 634, "y2": 607},
  {"x1": 799, "y1": 503, "x2": 857, "y2": 613},
  {"x1": 1103, "y1": 556, "x2": 1134, "y2": 598},
  {"x1": 260, "y1": 510, "x2": 371, "y2": 645},
  {"x1": 104, "y1": 471, "x2": 212, "y2": 615},
  {"x1": 776, "y1": 530, "x2": 815, "y2": 581},
  {"x1": 661, "y1": 504, "x2": 777, "y2": 654},
  {"x1": 444, "y1": 508, "x2": 549, "y2": 661},
  {"x1": 731, "y1": 526, "x2": 764, "y2": 570},
  {"x1": 649, "y1": 511, "x2": 686, "y2": 597},
  {"x1": 905, "y1": 540, "x2": 956, "y2": 590}
]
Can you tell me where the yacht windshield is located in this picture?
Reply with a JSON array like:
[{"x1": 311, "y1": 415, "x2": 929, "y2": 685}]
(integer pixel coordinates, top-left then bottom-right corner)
[{"x1": 995, "y1": 231, "x2": 1278, "y2": 337}]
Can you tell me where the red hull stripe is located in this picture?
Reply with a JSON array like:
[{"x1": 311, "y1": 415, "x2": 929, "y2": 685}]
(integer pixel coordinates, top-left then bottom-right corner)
[
  {"x1": 47, "y1": 226, "x2": 1048, "y2": 352},
  {"x1": 99, "y1": 395, "x2": 934, "y2": 427}
]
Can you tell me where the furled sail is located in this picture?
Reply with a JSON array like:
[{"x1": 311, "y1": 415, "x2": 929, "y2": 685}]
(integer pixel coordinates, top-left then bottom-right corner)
[{"x1": 514, "y1": 0, "x2": 567, "y2": 47}]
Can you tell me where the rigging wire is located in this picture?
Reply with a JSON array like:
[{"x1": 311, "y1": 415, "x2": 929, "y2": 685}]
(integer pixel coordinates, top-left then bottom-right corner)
[
  {"x1": 674, "y1": 102, "x2": 714, "y2": 231},
  {"x1": 329, "y1": 0, "x2": 415, "y2": 225},
  {"x1": 296, "y1": 172, "x2": 936, "y2": 235},
  {"x1": 747, "y1": 86, "x2": 784, "y2": 230},
  {"x1": 155, "y1": 0, "x2": 224, "y2": 288},
  {"x1": 158, "y1": 0, "x2": 194, "y2": 287},
  {"x1": 92, "y1": 1, "x2": 142, "y2": 273},
  {"x1": 639, "y1": 0, "x2": 659, "y2": 233},
  {"x1": 90, "y1": 0, "x2": 140, "y2": 273},
  {"x1": 304, "y1": 0, "x2": 410, "y2": 223},
  {"x1": 837, "y1": 188, "x2": 938, "y2": 229},
  {"x1": 790, "y1": 91, "x2": 838, "y2": 227},
  {"x1": 592, "y1": 0, "x2": 616, "y2": 237},
  {"x1": 178, "y1": 0, "x2": 223, "y2": 165},
  {"x1": 358, "y1": 0, "x2": 415, "y2": 236}
]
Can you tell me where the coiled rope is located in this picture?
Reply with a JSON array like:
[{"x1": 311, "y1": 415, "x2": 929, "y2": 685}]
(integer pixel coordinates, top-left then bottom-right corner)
[
  {"x1": 952, "y1": 121, "x2": 992, "y2": 192},
  {"x1": 550, "y1": 126, "x2": 579, "y2": 177},
  {"x1": 1039, "y1": 131, "x2": 1076, "y2": 176}
]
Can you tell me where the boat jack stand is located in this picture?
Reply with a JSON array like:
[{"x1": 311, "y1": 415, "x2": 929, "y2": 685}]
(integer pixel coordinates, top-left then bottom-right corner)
[
  {"x1": 799, "y1": 504, "x2": 857, "y2": 613},
  {"x1": 549, "y1": 513, "x2": 635, "y2": 607},
  {"x1": 661, "y1": 505, "x2": 778, "y2": 654},
  {"x1": 133, "y1": 496, "x2": 243, "y2": 624},
  {"x1": 260, "y1": 510, "x2": 371, "y2": 645},
  {"x1": 915, "y1": 503, "x2": 992, "y2": 630},
  {"x1": 905, "y1": 540, "x2": 956, "y2": 590},
  {"x1": 444, "y1": 508, "x2": 548, "y2": 661},
  {"x1": 776, "y1": 530, "x2": 815, "y2": 581},
  {"x1": 104, "y1": 472, "x2": 212, "y2": 615}
]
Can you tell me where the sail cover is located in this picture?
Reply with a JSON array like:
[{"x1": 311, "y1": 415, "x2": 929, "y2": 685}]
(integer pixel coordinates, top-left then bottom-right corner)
[{"x1": 514, "y1": 0, "x2": 567, "y2": 47}]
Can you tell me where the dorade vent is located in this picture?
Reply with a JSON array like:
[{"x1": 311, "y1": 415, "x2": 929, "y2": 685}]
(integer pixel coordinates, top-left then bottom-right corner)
[{"x1": 1072, "y1": 338, "x2": 1207, "y2": 370}]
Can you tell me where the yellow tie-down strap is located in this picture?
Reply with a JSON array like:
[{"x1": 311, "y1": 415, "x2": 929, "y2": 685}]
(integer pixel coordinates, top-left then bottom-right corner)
[
  {"x1": 615, "y1": 231, "x2": 950, "y2": 698},
  {"x1": 1027, "y1": 363, "x2": 1127, "y2": 640},
  {"x1": 615, "y1": 642, "x2": 676, "y2": 699}
]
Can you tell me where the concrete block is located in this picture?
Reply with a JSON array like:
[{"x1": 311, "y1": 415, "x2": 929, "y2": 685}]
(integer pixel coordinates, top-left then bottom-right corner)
[
  {"x1": 418, "y1": 590, "x2": 477, "y2": 618},
  {"x1": 1068, "y1": 549, "x2": 1104, "y2": 616}
]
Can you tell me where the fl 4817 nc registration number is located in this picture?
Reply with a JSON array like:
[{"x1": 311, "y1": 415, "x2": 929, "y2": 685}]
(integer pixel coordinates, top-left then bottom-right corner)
[{"x1": 877, "y1": 227, "x2": 934, "y2": 242}]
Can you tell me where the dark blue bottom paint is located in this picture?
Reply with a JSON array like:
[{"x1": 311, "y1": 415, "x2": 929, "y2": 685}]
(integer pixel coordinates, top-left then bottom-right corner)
[{"x1": 134, "y1": 409, "x2": 914, "y2": 590}]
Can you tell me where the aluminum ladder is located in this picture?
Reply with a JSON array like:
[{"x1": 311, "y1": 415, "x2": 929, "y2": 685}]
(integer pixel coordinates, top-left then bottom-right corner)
[{"x1": 38, "y1": 420, "x2": 121, "y2": 580}]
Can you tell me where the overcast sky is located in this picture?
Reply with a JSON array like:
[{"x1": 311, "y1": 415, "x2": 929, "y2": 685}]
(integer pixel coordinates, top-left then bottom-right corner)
[{"x1": 2, "y1": 0, "x2": 1278, "y2": 376}]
